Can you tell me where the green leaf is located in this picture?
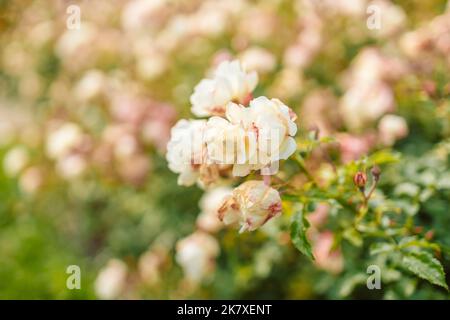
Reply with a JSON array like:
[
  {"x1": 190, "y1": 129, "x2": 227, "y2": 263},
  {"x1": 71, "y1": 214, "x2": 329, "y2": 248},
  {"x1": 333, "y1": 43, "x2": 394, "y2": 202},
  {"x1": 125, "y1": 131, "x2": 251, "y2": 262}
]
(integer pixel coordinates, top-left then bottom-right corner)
[
  {"x1": 368, "y1": 149, "x2": 400, "y2": 165},
  {"x1": 399, "y1": 237, "x2": 441, "y2": 252},
  {"x1": 394, "y1": 182, "x2": 420, "y2": 197},
  {"x1": 401, "y1": 251, "x2": 448, "y2": 290},
  {"x1": 319, "y1": 136, "x2": 335, "y2": 144},
  {"x1": 370, "y1": 242, "x2": 396, "y2": 255},
  {"x1": 281, "y1": 193, "x2": 300, "y2": 202},
  {"x1": 290, "y1": 205, "x2": 314, "y2": 261},
  {"x1": 338, "y1": 273, "x2": 367, "y2": 298},
  {"x1": 343, "y1": 228, "x2": 363, "y2": 247}
]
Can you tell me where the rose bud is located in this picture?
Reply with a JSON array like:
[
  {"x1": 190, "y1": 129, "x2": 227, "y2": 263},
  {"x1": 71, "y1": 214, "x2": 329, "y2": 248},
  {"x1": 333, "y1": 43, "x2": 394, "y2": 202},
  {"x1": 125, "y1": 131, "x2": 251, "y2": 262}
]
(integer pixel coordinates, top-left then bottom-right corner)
[
  {"x1": 218, "y1": 180, "x2": 282, "y2": 232},
  {"x1": 370, "y1": 165, "x2": 381, "y2": 182},
  {"x1": 353, "y1": 171, "x2": 367, "y2": 191}
]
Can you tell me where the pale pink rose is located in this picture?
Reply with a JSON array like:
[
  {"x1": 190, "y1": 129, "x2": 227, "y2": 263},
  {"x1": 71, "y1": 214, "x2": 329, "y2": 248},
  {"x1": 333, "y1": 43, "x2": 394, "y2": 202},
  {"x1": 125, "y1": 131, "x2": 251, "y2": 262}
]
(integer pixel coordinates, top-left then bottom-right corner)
[
  {"x1": 138, "y1": 247, "x2": 168, "y2": 285},
  {"x1": 349, "y1": 48, "x2": 407, "y2": 84},
  {"x1": 175, "y1": 231, "x2": 220, "y2": 282},
  {"x1": 399, "y1": 12, "x2": 450, "y2": 65},
  {"x1": 400, "y1": 31, "x2": 429, "y2": 59},
  {"x1": 337, "y1": 133, "x2": 375, "y2": 163},
  {"x1": 369, "y1": 0, "x2": 406, "y2": 38},
  {"x1": 118, "y1": 154, "x2": 150, "y2": 186},
  {"x1": 110, "y1": 95, "x2": 148, "y2": 125},
  {"x1": 206, "y1": 96, "x2": 297, "y2": 177},
  {"x1": 19, "y1": 166, "x2": 43, "y2": 194},
  {"x1": 218, "y1": 180, "x2": 282, "y2": 232},
  {"x1": 378, "y1": 114, "x2": 408, "y2": 146},
  {"x1": 3, "y1": 146, "x2": 29, "y2": 177},
  {"x1": 46, "y1": 122, "x2": 84, "y2": 160},
  {"x1": 211, "y1": 50, "x2": 233, "y2": 68},
  {"x1": 121, "y1": 0, "x2": 168, "y2": 31},
  {"x1": 74, "y1": 70, "x2": 105, "y2": 102},
  {"x1": 190, "y1": 60, "x2": 258, "y2": 117},
  {"x1": 166, "y1": 119, "x2": 207, "y2": 186},
  {"x1": 340, "y1": 82, "x2": 395, "y2": 131},
  {"x1": 239, "y1": 47, "x2": 276, "y2": 74},
  {"x1": 301, "y1": 90, "x2": 339, "y2": 137},
  {"x1": 268, "y1": 67, "x2": 303, "y2": 99},
  {"x1": 56, "y1": 154, "x2": 87, "y2": 179},
  {"x1": 95, "y1": 259, "x2": 128, "y2": 300},
  {"x1": 142, "y1": 103, "x2": 176, "y2": 152},
  {"x1": 339, "y1": 48, "x2": 408, "y2": 131},
  {"x1": 238, "y1": 8, "x2": 277, "y2": 42}
]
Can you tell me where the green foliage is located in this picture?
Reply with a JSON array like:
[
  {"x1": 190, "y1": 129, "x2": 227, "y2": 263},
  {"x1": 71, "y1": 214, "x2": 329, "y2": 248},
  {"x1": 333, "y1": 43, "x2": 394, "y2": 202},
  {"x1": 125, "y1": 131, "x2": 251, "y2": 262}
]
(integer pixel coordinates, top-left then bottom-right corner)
[
  {"x1": 290, "y1": 205, "x2": 314, "y2": 261},
  {"x1": 401, "y1": 251, "x2": 448, "y2": 290}
]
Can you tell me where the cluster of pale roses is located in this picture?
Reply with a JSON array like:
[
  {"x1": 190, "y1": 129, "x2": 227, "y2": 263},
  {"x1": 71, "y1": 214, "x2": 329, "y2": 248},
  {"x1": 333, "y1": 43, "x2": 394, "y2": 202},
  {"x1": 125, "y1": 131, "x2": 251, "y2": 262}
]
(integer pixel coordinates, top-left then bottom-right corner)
[
  {"x1": 167, "y1": 60, "x2": 299, "y2": 282},
  {"x1": 167, "y1": 60, "x2": 298, "y2": 232}
]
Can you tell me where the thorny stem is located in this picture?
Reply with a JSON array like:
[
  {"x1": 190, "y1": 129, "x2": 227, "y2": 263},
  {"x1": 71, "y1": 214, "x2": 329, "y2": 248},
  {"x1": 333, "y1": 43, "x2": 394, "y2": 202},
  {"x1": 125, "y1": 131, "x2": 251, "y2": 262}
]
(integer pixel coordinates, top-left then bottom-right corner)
[
  {"x1": 356, "y1": 176, "x2": 379, "y2": 225},
  {"x1": 293, "y1": 153, "x2": 316, "y2": 185}
]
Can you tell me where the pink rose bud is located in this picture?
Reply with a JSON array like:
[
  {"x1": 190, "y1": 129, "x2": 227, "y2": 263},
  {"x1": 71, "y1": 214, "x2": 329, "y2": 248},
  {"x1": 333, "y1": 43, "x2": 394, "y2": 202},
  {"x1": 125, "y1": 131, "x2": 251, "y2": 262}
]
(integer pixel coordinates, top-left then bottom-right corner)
[
  {"x1": 353, "y1": 172, "x2": 367, "y2": 190},
  {"x1": 370, "y1": 165, "x2": 381, "y2": 182}
]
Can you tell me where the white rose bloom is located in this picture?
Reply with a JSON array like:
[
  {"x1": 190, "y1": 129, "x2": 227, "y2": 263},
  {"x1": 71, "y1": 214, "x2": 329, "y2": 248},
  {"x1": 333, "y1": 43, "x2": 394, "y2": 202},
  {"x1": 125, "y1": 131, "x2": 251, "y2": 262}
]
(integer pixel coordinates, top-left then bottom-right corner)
[
  {"x1": 114, "y1": 134, "x2": 138, "y2": 160},
  {"x1": 190, "y1": 60, "x2": 258, "y2": 117},
  {"x1": 204, "y1": 116, "x2": 247, "y2": 169},
  {"x1": 369, "y1": 0, "x2": 406, "y2": 38},
  {"x1": 56, "y1": 154, "x2": 87, "y2": 179},
  {"x1": 136, "y1": 50, "x2": 168, "y2": 81},
  {"x1": 56, "y1": 24, "x2": 96, "y2": 59},
  {"x1": 46, "y1": 123, "x2": 83, "y2": 160},
  {"x1": 196, "y1": 186, "x2": 232, "y2": 233},
  {"x1": 175, "y1": 231, "x2": 219, "y2": 282},
  {"x1": 206, "y1": 96, "x2": 297, "y2": 177},
  {"x1": 121, "y1": 0, "x2": 167, "y2": 31},
  {"x1": 218, "y1": 180, "x2": 282, "y2": 232},
  {"x1": 3, "y1": 146, "x2": 29, "y2": 177},
  {"x1": 240, "y1": 47, "x2": 276, "y2": 74},
  {"x1": 378, "y1": 114, "x2": 408, "y2": 146},
  {"x1": 138, "y1": 248, "x2": 167, "y2": 285},
  {"x1": 74, "y1": 70, "x2": 105, "y2": 102},
  {"x1": 95, "y1": 259, "x2": 128, "y2": 300},
  {"x1": 340, "y1": 82, "x2": 394, "y2": 131},
  {"x1": 166, "y1": 119, "x2": 207, "y2": 186}
]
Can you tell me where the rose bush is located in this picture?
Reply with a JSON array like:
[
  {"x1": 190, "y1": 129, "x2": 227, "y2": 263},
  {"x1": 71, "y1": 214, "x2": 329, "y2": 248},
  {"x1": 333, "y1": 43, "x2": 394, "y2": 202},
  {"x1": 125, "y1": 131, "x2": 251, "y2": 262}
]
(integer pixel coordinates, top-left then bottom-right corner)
[{"x1": 0, "y1": 0, "x2": 449, "y2": 299}]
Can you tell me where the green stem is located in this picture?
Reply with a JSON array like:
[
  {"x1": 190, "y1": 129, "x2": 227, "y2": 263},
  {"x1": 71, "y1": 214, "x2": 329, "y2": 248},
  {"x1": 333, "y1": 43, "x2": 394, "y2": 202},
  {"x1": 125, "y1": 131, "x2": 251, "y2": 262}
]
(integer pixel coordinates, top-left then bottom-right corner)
[{"x1": 294, "y1": 153, "x2": 316, "y2": 184}]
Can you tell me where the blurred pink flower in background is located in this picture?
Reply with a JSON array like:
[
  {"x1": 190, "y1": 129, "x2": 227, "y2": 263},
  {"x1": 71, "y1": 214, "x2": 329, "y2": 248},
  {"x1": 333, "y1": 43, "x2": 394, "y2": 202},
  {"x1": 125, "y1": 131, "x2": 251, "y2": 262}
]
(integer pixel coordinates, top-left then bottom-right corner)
[
  {"x1": 95, "y1": 259, "x2": 128, "y2": 300},
  {"x1": 301, "y1": 90, "x2": 340, "y2": 137},
  {"x1": 308, "y1": 203, "x2": 330, "y2": 229},
  {"x1": 138, "y1": 246, "x2": 169, "y2": 286},
  {"x1": 284, "y1": 14, "x2": 322, "y2": 70},
  {"x1": 176, "y1": 231, "x2": 220, "y2": 283},
  {"x1": 339, "y1": 48, "x2": 407, "y2": 132},
  {"x1": 239, "y1": 47, "x2": 277, "y2": 74},
  {"x1": 312, "y1": 231, "x2": 344, "y2": 274},
  {"x1": 337, "y1": 133, "x2": 376, "y2": 163},
  {"x1": 378, "y1": 114, "x2": 409, "y2": 146},
  {"x1": 19, "y1": 166, "x2": 43, "y2": 194}
]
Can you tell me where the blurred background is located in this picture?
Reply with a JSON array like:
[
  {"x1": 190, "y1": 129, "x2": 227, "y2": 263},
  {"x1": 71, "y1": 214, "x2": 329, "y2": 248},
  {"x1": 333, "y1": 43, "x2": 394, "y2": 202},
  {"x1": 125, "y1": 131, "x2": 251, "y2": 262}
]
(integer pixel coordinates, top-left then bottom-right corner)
[{"x1": 0, "y1": 0, "x2": 449, "y2": 299}]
